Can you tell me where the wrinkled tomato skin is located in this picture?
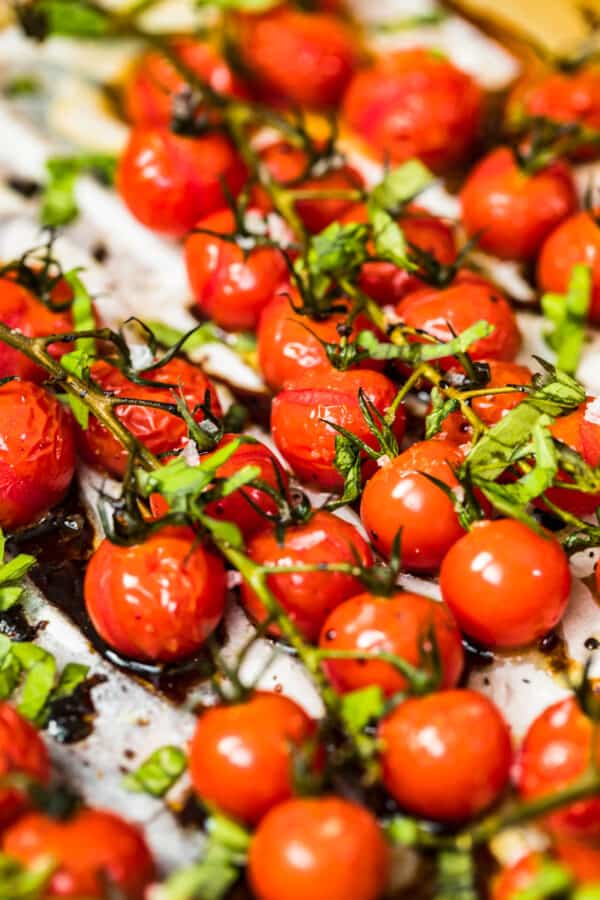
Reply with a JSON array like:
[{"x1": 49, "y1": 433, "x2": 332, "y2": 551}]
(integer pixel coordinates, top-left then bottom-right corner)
[
  {"x1": 538, "y1": 211, "x2": 600, "y2": 324},
  {"x1": 361, "y1": 439, "x2": 466, "y2": 571},
  {"x1": 117, "y1": 129, "x2": 247, "y2": 237},
  {"x1": 396, "y1": 272, "x2": 521, "y2": 367},
  {"x1": 0, "y1": 381, "x2": 76, "y2": 531},
  {"x1": 238, "y1": 8, "x2": 357, "y2": 108},
  {"x1": 189, "y1": 693, "x2": 317, "y2": 824},
  {"x1": 2, "y1": 809, "x2": 155, "y2": 898},
  {"x1": 84, "y1": 527, "x2": 226, "y2": 663},
  {"x1": 241, "y1": 511, "x2": 372, "y2": 641},
  {"x1": 515, "y1": 697, "x2": 600, "y2": 840},
  {"x1": 248, "y1": 796, "x2": 389, "y2": 900},
  {"x1": 460, "y1": 147, "x2": 578, "y2": 261},
  {"x1": 543, "y1": 400, "x2": 600, "y2": 516},
  {"x1": 184, "y1": 207, "x2": 289, "y2": 331},
  {"x1": 319, "y1": 591, "x2": 464, "y2": 696},
  {"x1": 342, "y1": 49, "x2": 482, "y2": 172},
  {"x1": 440, "y1": 519, "x2": 571, "y2": 649},
  {"x1": 271, "y1": 369, "x2": 405, "y2": 492},
  {"x1": 492, "y1": 842, "x2": 600, "y2": 899},
  {"x1": 78, "y1": 357, "x2": 221, "y2": 479},
  {"x1": 379, "y1": 689, "x2": 512, "y2": 822},
  {"x1": 0, "y1": 703, "x2": 49, "y2": 827}
]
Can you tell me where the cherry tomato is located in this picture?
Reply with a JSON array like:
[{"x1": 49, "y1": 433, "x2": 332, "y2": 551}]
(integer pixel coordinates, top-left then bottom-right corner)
[
  {"x1": 319, "y1": 590, "x2": 464, "y2": 696},
  {"x1": 0, "y1": 703, "x2": 49, "y2": 827},
  {"x1": 493, "y1": 841, "x2": 600, "y2": 900},
  {"x1": 271, "y1": 368, "x2": 405, "y2": 492},
  {"x1": 248, "y1": 796, "x2": 389, "y2": 900},
  {"x1": 538, "y1": 210, "x2": 600, "y2": 324},
  {"x1": 237, "y1": 8, "x2": 357, "y2": 108},
  {"x1": 2, "y1": 808, "x2": 155, "y2": 898},
  {"x1": 117, "y1": 129, "x2": 247, "y2": 237},
  {"x1": 379, "y1": 689, "x2": 512, "y2": 822},
  {"x1": 440, "y1": 519, "x2": 571, "y2": 648},
  {"x1": 515, "y1": 696, "x2": 600, "y2": 840},
  {"x1": 84, "y1": 526, "x2": 226, "y2": 662},
  {"x1": 360, "y1": 439, "x2": 466, "y2": 571},
  {"x1": 581, "y1": 397, "x2": 600, "y2": 466},
  {"x1": 241, "y1": 510, "x2": 372, "y2": 641},
  {"x1": 78, "y1": 356, "x2": 221, "y2": 479},
  {"x1": 0, "y1": 380, "x2": 76, "y2": 530},
  {"x1": 460, "y1": 147, "x2": 577, "y2": 261},
  {"x1": 396, "y1": 272, "x2": 521, "y2": 367},
  {"x1": 189, "y1": 693, "x2": 318, "y2": 824},
  {"x1": 342, "y1": 48, "x2": 482, "y2": 172},
  {"x1": 542, "y1": 399, "x2": 600, "y2": 516},
  {"x1": 184, "y1": 207, "x2": 290, "y2": 331}
]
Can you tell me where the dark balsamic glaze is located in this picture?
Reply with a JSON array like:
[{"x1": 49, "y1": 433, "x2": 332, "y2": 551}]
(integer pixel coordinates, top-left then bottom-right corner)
[{"x1": 538, "y1": 629, "x2": 570, "y2": 674}]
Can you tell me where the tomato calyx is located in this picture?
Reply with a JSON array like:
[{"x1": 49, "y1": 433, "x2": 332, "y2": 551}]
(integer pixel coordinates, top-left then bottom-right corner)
[{"x1": 512, "y1": 116, "x2": 600, "y2": 174}]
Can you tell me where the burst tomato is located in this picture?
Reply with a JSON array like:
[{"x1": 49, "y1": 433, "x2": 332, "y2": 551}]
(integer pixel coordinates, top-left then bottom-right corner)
[
  {"x1": 538, "y1": 210, "x2": 600, "y2": 324},
  {"x1": 84, "y1": 526, "x2": 226, "y2": 662},
  {"x1": 0, "y1": 704, "x2": 49, "y2": 827}
]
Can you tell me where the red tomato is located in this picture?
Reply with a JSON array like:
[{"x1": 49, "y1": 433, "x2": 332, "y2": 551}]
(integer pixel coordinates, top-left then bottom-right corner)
[
  {"x1": 396, "y1": 272, "x2": 521, "y2": 367},
  {"x1": 493, "y1": 842, "x2": 600, "y2": 899},
  {"x1": 360, "y1": 439, "x2": 466, "y2": 571},
  {"x1": 271, "y1": 368, "x2": 405, "y2": 492},
  {"x1": 184, "y1": 207, "x2": 290, "y2": 331},
  {"x1": 0, "y1": 704, "x2": 49, "y2": 827},
  {"x1": 117, "y1": 129, "x2": 247, "y2": 237},
  {"x1": 379, "y1": 689, "x2": 512, "y2": 822},
  {"x1": 240, "y1": 510, "x2": 372, "y2": 641},
  {"x1": 440, "y1": 519, "x2": 571, "y2": 648},
  {"x1": 581, "y1": 397, "x2": 600, "y2": 465},
  {"x1": 84, "y1": 526, "x2": 226, "y2": 662},
  {"x1": 342, "y1": 49, "x2": 482, "y2": 172},
  {"x1": 248, "y1": 796, "x2": 389, "y2": 900},
  {"x1": 0, "y1": 380, "x2": 76, "y2": 530},
  {"x1": 544, "y1": 399, "x2": 600, "y2": 516},
  {"x1": 515, "y1": 696, "x2": 600, "y2": 840},
  {"x1": 79, "y1": 356, "x2": 221, "y2": 479},
  {"x1": 238, "y1": 8, "x2": 357, "y2": 108},
  {"x1": 319, "y1": 590, "x2": 464, "y2": 696},
  {"x1": 460, "y1": 147, "x2": 578, "y2": 261},
  {"x1": 189, "y1": 693, "x2": 317, "y2": 824},
  {"x1": 538, "y1": 211, "x2": 600, "y2": 324},
  {"x1": 2, "y1": 808, "x2": 155, "y2": 898}
]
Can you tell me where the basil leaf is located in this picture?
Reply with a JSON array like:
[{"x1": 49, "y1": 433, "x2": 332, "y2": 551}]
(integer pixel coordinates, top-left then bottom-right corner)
[
  {"x1": 370, "y1": 160, "x2": 434, "y2": 210},
  {"x1": 52, "y1": 662, "x2": 89, "y2": 701},
  {"x1": 60, "y1": 349, "x2": 92, "y2": 428},
  {"x1": 200, "y1": 515, "x2": 244, "y2": 549},
  {"x1": 327, "y1": 434, "x2": 363, "y2": 510},
  {"x1": 0, "y1": 852, "x2": 56, "y2": 899},
  {"x1": 304, "y1": 222, "x2": 370, "y2": 300},
  {"x1": 41, "y1": 153, "x2": 116, "y2": 227},
  {"x1": 218, "y1": 464, "x2": 261, "y2": 498},
  {"x1": 542, "y1": 263, "x2": 591, "y2": 375},
  {"x1": 145, "y1": 320, "x2": 257, "y2": 357},
  {"x1": 425, "y1": 387, "x2": 459, "y2": 439},
  {"x1": 12, "y1": 644, "x2": 57, "y2": 724},
  {"x1": 368, "y1": 206, "x2": 413, "y2": 269},
  {"x1": 123, "y1": 745, "x2": 187, "y2": 798},
  {"x1": 0, "y1": 637, "x2": 21, "y2": 700},
  {"x1": 35, "y1": 0, "x2": 111, "y2": 38},
  {"x1": 512, "y1": 859, "x2": 573, "y2": 899},
  {"x1": 358, "y1": 320, "x2": 493, "y2": 364},
  {"x1": 340, "y1": 685, "x2": 385, "y2": 733}
]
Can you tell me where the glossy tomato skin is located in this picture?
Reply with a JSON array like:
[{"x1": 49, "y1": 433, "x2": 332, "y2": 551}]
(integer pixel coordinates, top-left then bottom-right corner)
[
  {"x1": 319, "y1": 590, "x2": 464, "y2": 696},
  {"x1": 543, "y1": 399, "x2": 600, "y2": 516},
  {"x1": 241, "y1": 510, "x2": 372, "y2": 641},
  {"x1": 581, "y1": 397, "x2": 600, "y2": 466},
  {"x1": 2, "y1": 808, "x2": 155, "y2": 898},
  {"x1": 492, "y1": 842, "x2": 600, "y2": 900},
  {"x1": 538, "y1": 211, "x2": 600, "y2": 324},
  {"x1": 271, "y1": 368, "x2": 406, "y2": 492},
  {"x1": 342, "y1": 48, "x2": 482, "y2": 172},
  {"x1": 117, "y1": 129, "x2": 247, "y2": 237},
  {"x1": 84, "y1": 527, "x2": 226, "y2": 662},
  {"x1": 379, "y1": 689, "x2": 512, "y2": 822},
  {"x1": 440, "y1": 519, "x2": 571, "y2": 649},
  {"x1": 460, "y1": 147, "x2": 578, "y2": 261},
  {"x1": 248, "y1": 796, "x2": 389, "y2": 900},
  {"x1": 0, "y1": 381, "x2": 76, "y2": 531},
  {"x1": 0, "y1": 703, "x2": 49, "y2": 827},
  {"x1": 189, "y1": 693, "x2": 317, "y2": 824},
  {"x1": 361, "y1": 439, "x2": 466, "y2": 571},
  {"x1": 79, "y1": 357, "x2": 221, "y2": 479},
  {"x1": 515, "y1": 697, "x2": 600, "y2": 839},
  {"x1": 184, "y1": 207, "x2": 289, "y2": 331}
]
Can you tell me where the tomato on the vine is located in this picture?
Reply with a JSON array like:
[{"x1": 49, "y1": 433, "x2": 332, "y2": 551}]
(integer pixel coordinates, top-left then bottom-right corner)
[
  {"x1": 493, "y1": 841, "x2": 600, "y2": 900},
  {"x1": 0, "y1": 703, "x2": 49, "y2": 827},
  {"x1": 538, "y1": 210, "x2": 600, "y2": 324}
]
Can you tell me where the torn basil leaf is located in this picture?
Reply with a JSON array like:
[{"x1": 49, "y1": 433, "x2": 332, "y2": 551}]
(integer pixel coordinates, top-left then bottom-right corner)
[
  {"x1": 41, "y1": 153, "x2": 116, "y2": 228},
  {"x1": 425, "y1": 387, "x2": 459, "y2": 439},
  {"x1": 370, "y1": 159, "x2": 434, "y2": 211},
  {"x1": 123, "y1": 745, "x2": 187, "y2": 798},
  {"x1": 358, "y1": 320, "x2": 492, "y2": 364},
  {"x1": 340, "y1": 685, "x2": 385, "y2": 733},
  {"x1": 327, "y1": 434, "x2": 363, "y2": 510},
  {"x1": 368, "y1": 206, "x2": 414, "y2": 270},
  {"x1": 542, "y1": 263, "x2": 591, "y2": 375}
]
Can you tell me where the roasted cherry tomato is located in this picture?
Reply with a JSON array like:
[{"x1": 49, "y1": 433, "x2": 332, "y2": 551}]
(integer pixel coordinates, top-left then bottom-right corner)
[
  {"x1": 342, "y1": 48, "x2": 482, "y2": 172},
  {"x1": 241, "y1": 510, "x2": 372, "y2": 641},
  {"x1": 0, "y1": 703, "x2": 49, "y2": 827},
  {"x1": 515, "y1": 696, "x2": 600, "y2": 840},
  {"x1": 189, "y1": 693, "x2": 318, "y2": 824},
  {"x1": 460, "y1": 147, "x2": 578, "y2": 261},
  {"x1": 184, "y1": 207, "x2": 290, "y2": 331},
  {"x1": 581, "y1": 396, "x2": 600, "y2": 466},
  {"x1": 271, "y1": 368, "x2": 405, "y2": 492},
  {"x1": 538, "y1": 210, "x2": 600, "y2": 324},
  {"x1": 396, "y1": 272, "x2": 521, "y2": 366},
  {"x1": 0, "y1": 380, "x2": 76, "y2": 531},
  {"x1": 79, "y1": 356, "x2": 221, "y2": 479},
  {"x1": 319, "y1": 590, "x2": 464, "y2": 696},
  {"x1": 379, "y1": 689, "x2": 512, "y2": 822},
  {"x1": 117, "y1": 129, "x2": 247, "y2": 237},
  {"x1": 237, "y1": 8, "x2": 357, "y2": 108},
  {"x1": 2, "y1": 808, "x2": 155, "y2": 899},
  {"x1": 493, "y1": 841, "x2": 600, "y2": 900},
  {"x1": 361, "y1": 439, "x2": 466, "y2": 571},
  {"x1": 539, "y1": 399, "x2": 600, "y2": 516},
  {"x1": 440, "y1": 519, "x2": 571, "y2": 648},
  {"x1": 84, "y1": 526, "x2": 226, "y2": 662},
  {"x1": 248, "y1": 796, "x2": 389, "y2": 900}
]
